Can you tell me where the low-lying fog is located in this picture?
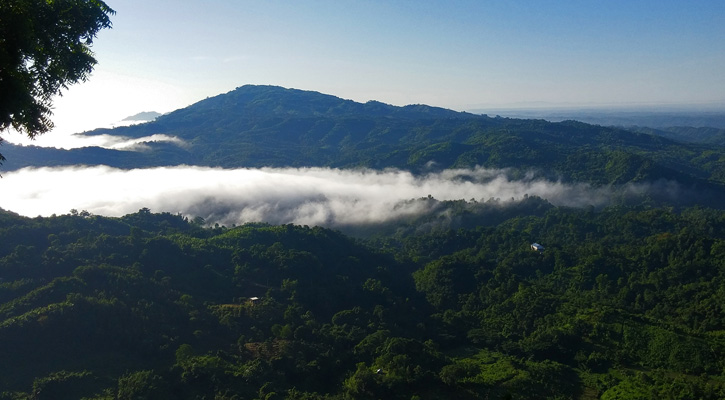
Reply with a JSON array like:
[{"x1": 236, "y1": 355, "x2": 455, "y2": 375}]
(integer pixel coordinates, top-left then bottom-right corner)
[
  {"x1": 0, "y1": 166, "x2": 681, "y2": 228},
  {"x1": 7, "y1": 131, "x2": 184, "y2": 151}
]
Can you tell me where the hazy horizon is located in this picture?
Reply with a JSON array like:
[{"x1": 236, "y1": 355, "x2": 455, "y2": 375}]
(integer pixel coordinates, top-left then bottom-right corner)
[{"x1": 4, "y1": 1, "x2": 725, "y2": 146}]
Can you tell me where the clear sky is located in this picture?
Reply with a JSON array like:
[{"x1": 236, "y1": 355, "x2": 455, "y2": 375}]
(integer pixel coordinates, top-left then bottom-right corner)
[{"x1": 8, "y1": 0, "x2": 725, "y2": 144}]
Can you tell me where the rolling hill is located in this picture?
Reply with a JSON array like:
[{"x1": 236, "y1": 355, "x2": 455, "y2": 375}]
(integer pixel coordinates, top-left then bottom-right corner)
[
  {"x1": 2, "y1": 85, "x2": 725, "y2": 194},
  {"x1": 2, "y1": 86, "x2": 725, "y2": 399}
]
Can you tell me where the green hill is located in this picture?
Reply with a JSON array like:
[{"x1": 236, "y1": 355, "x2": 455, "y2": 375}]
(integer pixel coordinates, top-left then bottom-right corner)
[
  {"x1": 3, "y1": 86, "x2": 725, "y2": 193},
  {"x1": 3, "y1": 87, "x2": 725, "y2": 399},
  {"x1": 627, "y1": 125, "x2": 725, "y2": 146},
  {"x1": 1, "y1": 203, "x2": 724, "y2": 399}
]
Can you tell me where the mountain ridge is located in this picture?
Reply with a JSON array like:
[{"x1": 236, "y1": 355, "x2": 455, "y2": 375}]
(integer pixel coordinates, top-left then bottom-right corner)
[
  {"x1": 121, "y1": 111, "x2": 162, "y2": 122},
  {"x1": 2, "y1": 85, "x2": 724, "y2": 199}
]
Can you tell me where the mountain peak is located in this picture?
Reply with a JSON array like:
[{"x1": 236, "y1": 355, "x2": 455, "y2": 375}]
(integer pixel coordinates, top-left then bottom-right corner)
[
  {"x1": 122, "y1": 111, "x2": 162, "y2": 122},
  {"x1": 177, "y1": 85, "x2": 467, "y2": 120},
  {"x1": 5, "y1": 84, "x2": 723, "y2": 201}
]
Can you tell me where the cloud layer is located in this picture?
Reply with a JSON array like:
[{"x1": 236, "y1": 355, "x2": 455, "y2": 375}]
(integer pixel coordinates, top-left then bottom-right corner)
[{"x1": 0, "y1": 166, "x2": 677, "y2": 227}]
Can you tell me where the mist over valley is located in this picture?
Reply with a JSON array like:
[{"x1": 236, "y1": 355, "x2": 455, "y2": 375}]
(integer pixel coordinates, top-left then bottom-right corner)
[
  {"x1": 2, "y1": 165, "x2": 691, "y2": 231},
  {"x1": 2, "y1": 85, "x2": 723, "y2": 227},
  {"x1": 4, "y1": 1, "x2": 725, "y2": 397},
  {"x1": 2, "y1": 86, "x2": 725, "y2": 399}
]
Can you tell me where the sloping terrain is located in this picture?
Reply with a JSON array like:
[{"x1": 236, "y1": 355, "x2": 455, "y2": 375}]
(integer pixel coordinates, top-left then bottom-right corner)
[
  {"x1": 3, "y1": 86, "x2": 725, "y2": 192},
  {"x1": 1, "y1": 203, "x2": 724, "y2": 399},
  {"x1": 628, "y1": 126, "x2": 725, "y2": 146},
  {"x1": 2, "y1": 86, "x2": 725, "y2": 400}
]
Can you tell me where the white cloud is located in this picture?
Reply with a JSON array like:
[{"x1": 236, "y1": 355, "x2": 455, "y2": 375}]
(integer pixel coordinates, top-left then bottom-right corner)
[
  {"x1": 0, "y1": 166, "x2": 677, "y2": 227},
  {"x1": 8, "y1": 133, "x2": 187, "y2": 151}
]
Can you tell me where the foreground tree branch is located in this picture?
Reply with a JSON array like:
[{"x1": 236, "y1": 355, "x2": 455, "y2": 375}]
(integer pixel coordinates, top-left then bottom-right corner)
[{"x1": 0, "y1": 0, "x2": 115, "y2": 162}]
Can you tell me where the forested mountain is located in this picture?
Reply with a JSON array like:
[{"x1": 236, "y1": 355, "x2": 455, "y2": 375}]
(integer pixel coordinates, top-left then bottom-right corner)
[
  {"x1": 2, "y1": 86, "x2": 725, "y2": 399},
  {"x1": 1, "y1": 203, "x2": 724, "y2": 399},
  {"x1": 122, "y1": 111, "x2": 162, "y2": 122},
  {"x1": 468, "y1": 107, "x2": 725, "y2": 129},
  {"x1": 627, "y1": 126, "x2": 725, "y2": 147},
  {"x1": 3, "y1": 86, "x2": 725, "y2": 194}
]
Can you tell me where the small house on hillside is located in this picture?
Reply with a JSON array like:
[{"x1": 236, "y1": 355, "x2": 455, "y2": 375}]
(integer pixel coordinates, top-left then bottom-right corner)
[{"x1": 531, "y1": 243, "x2": 544, "y2": 252}]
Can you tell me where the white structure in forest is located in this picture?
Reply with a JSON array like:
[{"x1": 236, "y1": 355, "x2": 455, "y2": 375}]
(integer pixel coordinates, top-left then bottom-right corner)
[{"x1": 531, "y1": 243, "x2": 544, "y2": 252}]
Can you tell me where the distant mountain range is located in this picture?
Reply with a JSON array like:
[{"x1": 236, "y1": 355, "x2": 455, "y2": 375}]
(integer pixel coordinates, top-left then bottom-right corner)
[
  {"x1": 2, "y1": 85, "x2": 724, "y2": 194},
  {"x1": 471, "y1": 107, "x2": 725, "y2": 130},
  {"x1": 627, "y1": 126, "x2": 725, "y2": 147},
  {"x1": 121, "y1": 111, "x2": 162, "y2": 122}
]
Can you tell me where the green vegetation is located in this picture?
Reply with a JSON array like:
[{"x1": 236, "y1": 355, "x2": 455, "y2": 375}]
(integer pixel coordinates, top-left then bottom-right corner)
[
  {"x1": 628, "y1": 126, "x2": 725, "y2": 147},
  {"x1": 1, "y1": 202, "x2": 723, "y2": 399},
  {"x1": 4, "y1": 86, "x2": 725, "y2": 205},
  {"x1": 2, "y1": 85, "x2": 725, "y2": 397},
  {"x1": 0, "y1": 0, "x2": 115, "y2": 160}
]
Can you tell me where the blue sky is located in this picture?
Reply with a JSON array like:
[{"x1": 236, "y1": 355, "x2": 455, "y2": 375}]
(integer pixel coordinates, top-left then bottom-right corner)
[{"x1": 9, "y1": 0, "x2": 725, "y2": 144}]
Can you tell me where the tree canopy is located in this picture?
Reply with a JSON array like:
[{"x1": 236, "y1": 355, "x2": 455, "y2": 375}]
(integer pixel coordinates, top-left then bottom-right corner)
[
  {"x1": 0, "y1": 0, "x2": 114, "y2": 160},
  {"x1": 1, "y1": 202, "x2": 724, "y2": 399}
]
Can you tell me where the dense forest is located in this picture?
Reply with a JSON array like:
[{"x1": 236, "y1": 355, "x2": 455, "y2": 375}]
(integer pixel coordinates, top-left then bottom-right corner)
[
  {"x1": 1, "y1": 200, "x2": 724, "y2": 399},
  {"x1": 626, "y1": 126, "x2": 725, "y2": 147},
  {"x1": 2, "y1": 85, "x2": 725, "y2": 398},
  {"x1": 3, "y1": 87, "x2": 725, "y2": 201}
]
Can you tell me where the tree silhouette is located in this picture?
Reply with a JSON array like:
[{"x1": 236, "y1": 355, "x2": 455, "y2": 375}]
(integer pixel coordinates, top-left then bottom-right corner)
[{"x1": 0, "y1": 0, "x2": 115, "y2": 162}]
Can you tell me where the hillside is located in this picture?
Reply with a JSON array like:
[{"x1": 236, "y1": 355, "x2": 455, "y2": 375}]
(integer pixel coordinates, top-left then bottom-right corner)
[
  {"x1": 2, "y1": 86, "x2": 725, "y2": 398},
  {"x1": 122, "y1": 111, "x2": 162, "y2": 122},
  {"x1": 1, "y1": 203, "x2": 724, "y2": 399},
  {"x1": 627, "y1": 126, "x2": 725, "y2": 146},
  {"x1": 469, "y1": 108, "x2": 725, "y2": 130},
  {"x1": 3, "y1": 86, "x2": 725, "y2": 194}
]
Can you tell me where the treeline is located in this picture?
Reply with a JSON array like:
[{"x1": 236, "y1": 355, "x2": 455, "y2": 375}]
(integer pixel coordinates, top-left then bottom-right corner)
[{"x1": 0, "y1": 202, "x2": 724, "y2": 399}]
